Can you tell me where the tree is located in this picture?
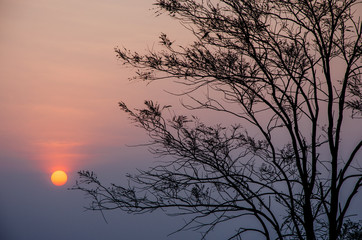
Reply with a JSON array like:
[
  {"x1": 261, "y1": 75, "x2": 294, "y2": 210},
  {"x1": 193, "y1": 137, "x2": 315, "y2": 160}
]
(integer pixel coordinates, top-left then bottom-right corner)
[
  {"x1": 338, "y1": 220, "x2": 362, "y2": 240},
  {"x1": 73, "y1": 0, "x2": 362, "y2": 239}
]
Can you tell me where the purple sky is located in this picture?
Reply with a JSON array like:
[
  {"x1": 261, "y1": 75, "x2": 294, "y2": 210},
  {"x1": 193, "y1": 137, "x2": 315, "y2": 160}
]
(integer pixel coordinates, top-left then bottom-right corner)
[
  {"x1": 1, "y1": 1, "x2": 361, "y2": 239},
  {"x1": 0, "y1": 0, "x2": 206, "y2": 239}
]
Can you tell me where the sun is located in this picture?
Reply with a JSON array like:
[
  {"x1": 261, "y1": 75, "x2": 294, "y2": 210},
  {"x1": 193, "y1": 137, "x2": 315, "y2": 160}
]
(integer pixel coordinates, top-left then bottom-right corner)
[{"x1": 51, "y1": 170, "x2": 68, "y2": 186}]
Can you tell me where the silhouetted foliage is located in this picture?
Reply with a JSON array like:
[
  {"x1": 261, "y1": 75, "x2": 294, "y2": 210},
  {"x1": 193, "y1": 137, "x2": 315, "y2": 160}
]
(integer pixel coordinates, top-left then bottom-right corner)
[
  {"x1": 338, "y1": 220, "x2": 362, "y2": 240},
  {"x1": 73, "y1": 1, "x2": 362, "y2": 239}
]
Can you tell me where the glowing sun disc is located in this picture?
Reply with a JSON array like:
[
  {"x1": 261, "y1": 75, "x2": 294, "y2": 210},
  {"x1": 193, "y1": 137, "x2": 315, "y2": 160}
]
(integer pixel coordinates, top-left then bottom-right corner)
[{"x1": 51, "y1": 170, "x2": 68, "y2": 186}]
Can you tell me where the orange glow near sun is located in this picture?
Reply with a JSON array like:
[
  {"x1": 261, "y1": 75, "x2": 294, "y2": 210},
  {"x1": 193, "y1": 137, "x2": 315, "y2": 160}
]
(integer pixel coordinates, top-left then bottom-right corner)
[
  {"x1": 51, "y1": 170, "x2": 68, "y2": 186},
  {"x1": 37, "y1": 141, "x2": 84, "y2": 174}
]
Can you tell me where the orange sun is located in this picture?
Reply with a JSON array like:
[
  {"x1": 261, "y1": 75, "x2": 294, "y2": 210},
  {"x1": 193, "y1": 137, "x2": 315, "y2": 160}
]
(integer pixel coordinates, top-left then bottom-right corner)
[{"x1": 51, "y1": 170, "x2": 68, "y2": 186}]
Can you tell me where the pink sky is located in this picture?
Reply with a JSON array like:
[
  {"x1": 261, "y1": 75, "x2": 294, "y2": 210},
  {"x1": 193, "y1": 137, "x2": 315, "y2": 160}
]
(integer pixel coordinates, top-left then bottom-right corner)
[
  {"x1": 1, "y1": 1, "x2": 360, "y2": 240},
  {"x1": 0, "y1": 0, "x2": 190, "y2": 174},
  {"x1": 1, "y1": 1, "x2": 202, "y2": 239}
]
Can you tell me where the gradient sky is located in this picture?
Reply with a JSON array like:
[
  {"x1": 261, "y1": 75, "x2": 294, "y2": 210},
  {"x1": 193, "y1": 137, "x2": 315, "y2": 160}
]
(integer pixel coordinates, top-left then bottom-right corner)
[
  {"x1": 1, "y1": 1, "x2": 361, "y2": 240},
  {"x1": 0, "y1": 0, "x2": 206, "y2": 239}
]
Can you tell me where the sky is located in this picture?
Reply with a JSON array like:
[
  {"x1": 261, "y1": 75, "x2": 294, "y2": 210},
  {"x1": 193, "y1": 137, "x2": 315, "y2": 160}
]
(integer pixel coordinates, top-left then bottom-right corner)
[
  {"x1": 0, "y1": 0, "x2": 204, "y2": 239},
  {"x1": 0, "y1": 1, "x2": 361, "y2": 240}
]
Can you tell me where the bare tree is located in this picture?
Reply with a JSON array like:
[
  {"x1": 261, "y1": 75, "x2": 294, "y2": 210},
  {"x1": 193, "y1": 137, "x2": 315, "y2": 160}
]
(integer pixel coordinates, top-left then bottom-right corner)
[
  {"x1": 73, "y1": 0, "x2": 362, "y2": 239},
  {"x1": 338, "y1": 220, "x2": 362, "y2": 240}
]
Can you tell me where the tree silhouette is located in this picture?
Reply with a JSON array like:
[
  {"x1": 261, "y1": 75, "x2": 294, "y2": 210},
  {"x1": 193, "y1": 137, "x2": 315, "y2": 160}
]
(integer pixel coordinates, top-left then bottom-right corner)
[{"x1": 73, "y1": 1, "x2": 362, "y2": 239}]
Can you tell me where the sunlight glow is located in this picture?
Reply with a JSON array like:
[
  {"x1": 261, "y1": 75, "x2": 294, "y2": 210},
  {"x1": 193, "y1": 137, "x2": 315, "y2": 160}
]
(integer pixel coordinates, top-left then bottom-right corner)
[{"x1": 51, "y1": 170, "x2": 68, "y2": 186}]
